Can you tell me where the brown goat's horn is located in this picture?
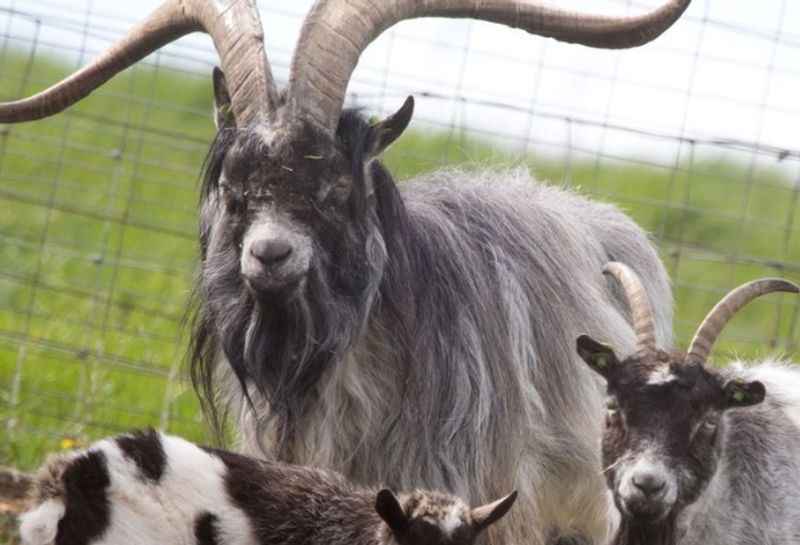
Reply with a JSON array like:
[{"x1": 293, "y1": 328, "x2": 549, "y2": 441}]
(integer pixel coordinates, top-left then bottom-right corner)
[
  {"x1": 603, "y1": 262, "x2": 658, "y2": 356},
  {"x1": 687, "y1": 278, "x2": 799, "y2": 364},
  {"x1": 0, "y1": 0, "x2": 278, "y2": 126},
  {"x1": 288, "y1": 0, "x2": 691, "y2": 135}
]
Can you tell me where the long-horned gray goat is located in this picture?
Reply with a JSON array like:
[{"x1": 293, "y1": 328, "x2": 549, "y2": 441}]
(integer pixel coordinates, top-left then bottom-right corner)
[
  {"x1": 576, "y1": 262, "x2": 800, "y2": 545},
  {"x1": 19, "y1": 430, "x2": 516, "y2": 545},
  {"x1": 0, "y1": 2, "x2": 691, "y2": 543}
]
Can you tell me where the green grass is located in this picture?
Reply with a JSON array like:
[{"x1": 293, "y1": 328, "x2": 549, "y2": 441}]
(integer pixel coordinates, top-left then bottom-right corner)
[{"x1": 0, "y1": 50, "x2": 798, "y2": 471}]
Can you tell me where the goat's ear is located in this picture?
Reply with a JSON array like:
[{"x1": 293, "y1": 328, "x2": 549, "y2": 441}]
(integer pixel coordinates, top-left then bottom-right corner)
[
  {"x1": 375, "y1": 489, "x2": 408, "y2": 534},
  {"x1": 213, "y1": 67, "x2": 234, "y2": 129},
  {"x1": 471, "y1": 491, "x2": 517, "y2": 533},
  {"x1": 723, "y1": 379, "x2": 765, "y2": 408},
  {"x1": 576, "y1": 335, "x2": 619, "y2": 379},
  {"x1": 367, "y1": 96, "x2": 414, "y2": 158}
]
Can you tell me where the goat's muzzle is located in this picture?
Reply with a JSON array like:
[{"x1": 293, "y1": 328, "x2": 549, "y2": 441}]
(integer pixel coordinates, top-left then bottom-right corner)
[
  {"x1": 240, "y1": 218, "x2": 312, "y2": 297},
  {"x1": 616, "y1": 457, "x2": 677, "y2": 524}
]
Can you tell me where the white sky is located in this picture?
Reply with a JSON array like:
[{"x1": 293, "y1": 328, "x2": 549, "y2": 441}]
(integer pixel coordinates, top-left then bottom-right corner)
[{"x1": 1, "y1": 1, "x2": 799, "y2": 168}]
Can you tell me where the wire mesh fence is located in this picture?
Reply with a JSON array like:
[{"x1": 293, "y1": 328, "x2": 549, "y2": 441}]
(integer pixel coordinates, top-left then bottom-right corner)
[{"x1": 0, "y1": 0, "x2": 799, "y2": 469}]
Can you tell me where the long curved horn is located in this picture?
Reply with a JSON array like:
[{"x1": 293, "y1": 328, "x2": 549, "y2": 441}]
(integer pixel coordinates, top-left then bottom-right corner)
[
  {"x1": 687, "y1": 278, "x2": 799, "y2": 364},
  {"x1": 288, "y1": 0, "x2": 691, "y2": 135},
  {"x1": 603, "y1": 262, "x2": 658, "y2": 356},
  {"x1": 0, "y1": 0, "x2": 278, "y2": 126}
]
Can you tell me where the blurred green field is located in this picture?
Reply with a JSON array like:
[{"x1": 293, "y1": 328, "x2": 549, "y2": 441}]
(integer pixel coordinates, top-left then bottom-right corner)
[{"x1": 0, "y1": 51, "x2": 798, "y2": 471}]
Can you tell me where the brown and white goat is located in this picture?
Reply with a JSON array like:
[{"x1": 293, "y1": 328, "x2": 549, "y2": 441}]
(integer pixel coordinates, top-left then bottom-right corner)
[
  {"x1": 19, "y1": 430, "x2": 516, "y2": 545},
  {"x1": 577, "y1": 263, "x2": 800, "y2": 545}
]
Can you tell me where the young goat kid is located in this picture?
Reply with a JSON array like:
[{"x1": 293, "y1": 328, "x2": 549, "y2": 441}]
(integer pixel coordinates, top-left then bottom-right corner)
[
  {"x1": 577, "y1": 263, "x2": 800, "y2": 545},
  {"x1": 19, "y1": 430, "x2": 516, "y2": 545}
]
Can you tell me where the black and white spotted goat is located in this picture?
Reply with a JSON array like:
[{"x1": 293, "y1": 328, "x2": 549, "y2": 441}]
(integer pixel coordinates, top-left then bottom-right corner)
[
  {"x1": 19, "y1": 430, "x2": 516, "y2": 545},
  {"x1": 576, "y1": 262, "x2": 800, "y2": 545}
]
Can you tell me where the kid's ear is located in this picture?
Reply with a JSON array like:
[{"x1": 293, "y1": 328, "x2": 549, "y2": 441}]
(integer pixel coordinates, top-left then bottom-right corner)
[
  {"x1": 723, "y1": 379, "x2": 766, "y2": 408},
  {"x1": 375, "y1": 489, "x2": 408, "y2": 534},
  {"x1": 367, "y1": 96, "x2": 414, "y2": 158},
  {"x1": 576, "y1": 335, "x2": 619, "y2": 379},
  {"x1": 212, "y1": 67, "x2": 234, "y2": 129}
]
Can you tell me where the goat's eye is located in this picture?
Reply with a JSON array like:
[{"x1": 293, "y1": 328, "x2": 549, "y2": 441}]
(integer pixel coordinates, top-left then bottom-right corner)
[
  {"x1": 220, "y1": 184, "x2": 244, "y2": 212},
  {"x1": 691, "y1": 416, "x2": 718, "y2": 443},
  {"x1": 701, "y1": 418, "x2": 717, "y2": 432},
  {"x1": 604, "y1": 398, "x2": 624, "y2": 432},
  {"x1": 331, "y1": 176, "x2": 352, "y2": 203},
  {"x1": 315, "y1": 177, "x2": 351, "y2": 205}
]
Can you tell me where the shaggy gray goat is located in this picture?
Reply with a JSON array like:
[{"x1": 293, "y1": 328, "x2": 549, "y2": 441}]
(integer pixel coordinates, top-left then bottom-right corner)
[
  {"x1": 19, "y1": 430, "x2": 516, "y2": 545},
  {"x1": 577, "y1": 262, "x2": 800, "y2": 545},
  {"x1": 0, "y1": 1, "x2": 691, "y2": 543}
]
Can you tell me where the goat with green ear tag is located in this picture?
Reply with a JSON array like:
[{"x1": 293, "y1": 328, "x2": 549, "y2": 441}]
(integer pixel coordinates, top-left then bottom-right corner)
[{"x1": 577, "y1": 262, "x2": 800, "y2": 545}]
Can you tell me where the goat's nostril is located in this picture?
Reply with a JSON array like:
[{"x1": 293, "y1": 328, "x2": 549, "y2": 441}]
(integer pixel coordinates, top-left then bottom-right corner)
[
  {"x1": 250, "y1": 239, "x2": 293, "y2": 266},
  {"x1": 632, "y1": 472, "x2": 666, "y2": 497}
]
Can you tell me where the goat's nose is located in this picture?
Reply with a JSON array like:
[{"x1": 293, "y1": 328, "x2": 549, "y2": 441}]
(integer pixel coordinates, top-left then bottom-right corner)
[
  {"x1": 250, "y1": 239, "x2": 293, "y2": 266},
  {"x1": 632, "y1": 472, "x2": 666, "y2": 497}
]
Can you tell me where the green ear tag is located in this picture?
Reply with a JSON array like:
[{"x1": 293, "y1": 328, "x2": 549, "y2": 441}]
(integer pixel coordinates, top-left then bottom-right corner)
[
  {"x1": 732, "y1": 390, "x2": 745, "y2": 403},
  {"x1": 595, "y1": 355, "x2": 607, "y2": 369}
]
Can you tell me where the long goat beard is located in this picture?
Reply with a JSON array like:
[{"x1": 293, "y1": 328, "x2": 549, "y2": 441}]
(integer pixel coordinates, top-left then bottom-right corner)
[
  {"x1": 191, "y1": 203, "x2": 391, "y2": 453},
  {"x1": 612, "y1": 512, "x2": 679, "y2": 545},
  {"x1": 230, "y1": 249, "x2": 383, "y2": 450}
]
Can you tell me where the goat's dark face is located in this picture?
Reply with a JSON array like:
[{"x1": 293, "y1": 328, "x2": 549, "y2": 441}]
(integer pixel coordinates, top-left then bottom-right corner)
[
  {"x1": 202, "y1": 70, "x2": 413, "y2": 302},
  {"x1": 375, "y1": 489, "x2": 517, "y2": 545},
  {"x1": 576, "y1": 336, "x2": 765, "y2": 525},
  {"x1": 211, "y1": 122, "x2": 356, "y2": 299}
]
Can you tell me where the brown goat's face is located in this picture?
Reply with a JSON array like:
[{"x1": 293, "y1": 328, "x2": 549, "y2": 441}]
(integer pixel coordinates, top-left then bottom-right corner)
[
  {"x1": 375, "y1": 489, "x2": 517, "y2": 545},
  {"x1": 576, "y1": 336, "x2": 765, "y2": 525}
]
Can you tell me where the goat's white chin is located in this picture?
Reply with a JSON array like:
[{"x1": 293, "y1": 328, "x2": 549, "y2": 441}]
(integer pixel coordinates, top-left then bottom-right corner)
[
  {"x1": 244, "y1": 272, "x2": 306, "y2": 299},
  {"x1": 619, "y1": 495, "x2": 673, "y2": 524}
]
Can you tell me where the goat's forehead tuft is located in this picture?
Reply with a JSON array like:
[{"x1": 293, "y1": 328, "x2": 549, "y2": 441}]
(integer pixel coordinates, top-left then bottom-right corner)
[
  {"x1": 645, "y1": 364, "x2": 678, "y2": 386},
  {"x1": 221, "y1": 127, "x2": 347, "y2": 193},
  {"x1": 253, "y1": 123, "x2": 286, "y2": 149},
  {"x1": 405, "y1": 491, "x2": 469, "y2": 535},
  {"x1": 233, "y1": 118, "x2": 332, "y2": 159},
  {"x1": 615, "y1": 350, "x2": 700, "y2": 388}
]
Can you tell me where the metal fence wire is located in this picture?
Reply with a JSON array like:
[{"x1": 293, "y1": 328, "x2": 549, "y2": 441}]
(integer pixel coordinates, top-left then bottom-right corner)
[{"x1": 0, "y1": 0, "x2": 799, "y2": 467}]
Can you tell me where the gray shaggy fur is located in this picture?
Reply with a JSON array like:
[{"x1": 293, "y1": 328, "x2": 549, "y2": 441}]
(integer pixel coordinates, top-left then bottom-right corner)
[
  {"x1": 197, "y1": 156, "x2": 672, "y2": 545},
  {"x1": 677, "y1": 361, "x2": 800, "y2": 545},
  {"x1": 578, "y1": 335, "x2": 800, "y2": 544}
]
